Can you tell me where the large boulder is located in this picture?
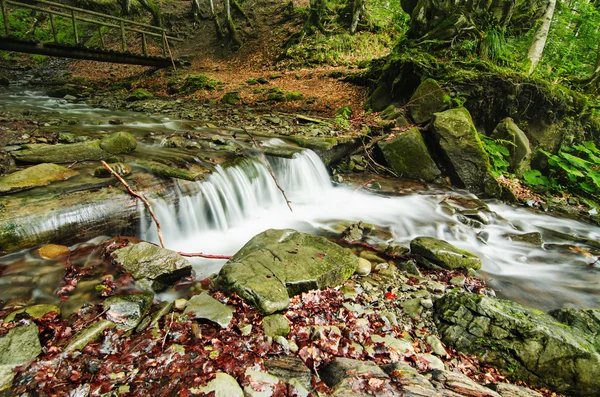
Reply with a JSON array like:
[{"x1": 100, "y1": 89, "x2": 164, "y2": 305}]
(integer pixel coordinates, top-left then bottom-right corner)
[
  {"x1": 217, "y1": 229, "x2": 358, "y2": 314},
  {"x1": 378, "y1": 128, "x2": 441, "y2": 182},
  {"x1": 11, "y1": 132, "x2": 137, "y2": 164},
  {"x1": 111, "y1": 242, "x2": 192, "y2": 290},
  {"x1": 409, "y1": 78, "x2": 449, "y2": 124},
  {"x1": 410, "y1": 236, "x2": 481, "y2": 270},
  {"x1": 491, "y1": 118, "x2": 531, "y2": 176},
  {"x1": 0, "y1": 163, "x2": 78, "y2": 194},
  {"x1": 434, "y1": 293, "x2": 600, "y2": 396},
  {"x1": 432, "y1": 108, "x2": 501, "y2": 197}
]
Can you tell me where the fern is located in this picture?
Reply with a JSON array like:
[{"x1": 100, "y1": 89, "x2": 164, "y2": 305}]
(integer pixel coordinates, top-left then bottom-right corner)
[{"x1": 480, "y1": 134, "x2": 510, "y2": 177}]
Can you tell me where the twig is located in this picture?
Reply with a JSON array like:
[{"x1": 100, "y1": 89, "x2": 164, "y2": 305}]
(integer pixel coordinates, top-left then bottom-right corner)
[
  {"x1": 163, "y1": 32, "x2": 177, "y2": 72},
  {"x1": 178, "y1": 251, "x2": 232, "y2": 259},
  {"x1": 162, "y1": 312, "x2": 174, "y2": 351},
  {"x1": 101, "y1": 161, "x2": 165, "y2": 248},
  {"x1": 353, "y1": 178, "x2": 375, "y2": 193},
  {"x1": 243, "y1": 129, "x2": 293, "y2": 212}
]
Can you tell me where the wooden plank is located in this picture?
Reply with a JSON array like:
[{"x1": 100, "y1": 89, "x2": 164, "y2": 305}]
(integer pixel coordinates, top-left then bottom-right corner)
[
  {"x1": 71, "y1": 9, "x2": 78, "y2": 44},
  {"x1": 49, "y1": 12, "x2": 57, "y2": 42},
  {"x1": 1, "y1": 0, "x2": 9, "y2": 36}
]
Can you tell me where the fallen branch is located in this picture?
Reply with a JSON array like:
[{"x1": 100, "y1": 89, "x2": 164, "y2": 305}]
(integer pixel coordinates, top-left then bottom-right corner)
[
  {"x1": 353, "y1": 178, "x2": 375, "y2": 193},
  {"x1": 243, "y1": 129, "x2": 293, "y2": 212},
  {"x1": 101, "y1": 160, "x2": 166, "y2": 248},
  {"x1": 178, "y1": 251, "x2": 232, "y2": 259}
]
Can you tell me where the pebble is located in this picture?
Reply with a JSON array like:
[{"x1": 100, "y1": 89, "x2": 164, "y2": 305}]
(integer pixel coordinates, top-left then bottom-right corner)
[{"x1": 356, "y1": 258, "x2": 372, "y2": 276}]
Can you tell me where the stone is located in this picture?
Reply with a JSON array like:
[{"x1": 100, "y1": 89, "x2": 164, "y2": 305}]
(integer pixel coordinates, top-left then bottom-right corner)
[
  {"x1": 491, "y1": 118, "x2": 531, "y2": 176},
  {"x1": 356, "y1": 257, "x2": 372, "y2": 276},
  {"x1": 547, "y1": 308, "x2": 600, "y2": 348},
  {"x1": 378, "y1": 128, "x2": 441, "y2": 182},
  {"x1": 434, "y1": 293, "x2": 600, "y2": 396},
  {"x1": 409, "y1": 78, "x2": 450, "y2": 124},
  {"x1": 4, "y1": 304, "x2": 60, "y2": 322},
  {"x1": 217, "y1": 229, "x2": 358, "y2": 314},
  {"x1": 426, "y1": 335, "x2": 448, "y2": 357},
  {"x1": 503, "y1": 232, "x2": 543, "y2": 246},
  {"x1": 190, "y1": 372, "x2": 244, "y2": 396},
  {"x1": 93, "y1": 162, "x2": 131, "y2": 178},
  {"x1": 0, "y1": 324, "x2": 41, "y2": 390},
  {"x1": 174, "y1": 298, "x2": 187, "y2": 311},
  {"x1": 38, "y1": 244, "x2": 70, "y2": 259},
  {"x1": 103, "y1": 292, "x2": 154, "y2": 331},
  {"x1": 222, "y1": 91, "x2": 241, "y2": 105},
  {"x1": 449, "y1": 276, "x2": 466, "y2": 286},
  {"x1": 0, "y1": 163, "x2": 78, "y2": 194},
  {"x1": 0, "y1": 75, "x2": 8, "y2": 86},
  {"x1": 11, "y1": 132, "x2": 136, "y2": 164},
  {"x1": 185, "y1": 293, "x2": 233, "y2": 328},
  {"x1": 264, "y1": 356, "x2": 313, "y2": 392},
  {"x1": 371, "y1": 334, "x2": 414, "y2": 356},
  {"x1": 136, "y1": 160, "x2": 209, "y2": 181},
  {"x1": 432, "y1": 107, "x2": 501, "y2": 197},
  {"x1": 126, "y1": 89, "x2": 153, "y2": 102},
  {"x1": 416, "y1": 353, "x2": 445, "y2": 370},
  {"x1": 410, "y1": 236, "x2": 482, "y2": 270},
  {"x1": 430, "y1": 370, "x2": 501, "y2": 397},
  {"x1": 243, "y1": 368, "x2": 282, "y2": 396},
  {"x1": 262, "y1": 314, "x2": 290, "y2": 338},
  {"x1": 47, "y1": 85, "x2": 78, "y2": 98},
  {"x1": 318, "y1": 358, "x2": 389, "y2": 389},
  {"x1": 111, "y1": 242, "x2": 192, "y2": 290},
  {"x1": 384, "y1": 361, "x2": 442, "y2": 397},
  {"x1": 488, "y1": 383, "x2": 543, "y2": 397}
]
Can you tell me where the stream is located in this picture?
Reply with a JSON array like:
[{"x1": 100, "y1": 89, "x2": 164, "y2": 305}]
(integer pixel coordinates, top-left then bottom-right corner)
[{"x1": 1, "y1": 88, "x2": 599, "y2": 315}]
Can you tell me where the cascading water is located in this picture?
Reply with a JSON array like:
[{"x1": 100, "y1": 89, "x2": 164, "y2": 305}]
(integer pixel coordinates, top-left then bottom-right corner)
[{"x1": 139, "y1": 146, "x2": 600, "y2": 310}]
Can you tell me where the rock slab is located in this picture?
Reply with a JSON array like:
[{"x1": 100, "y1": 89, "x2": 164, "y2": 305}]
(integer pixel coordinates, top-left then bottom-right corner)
[
  {"x1": 434, "y1": 293, "x2": 600, "y2": 396},
  {"x1": 217, "y1": 229, "x2": 358, "y2": 314},
  {"x1": 410, "y1": 236, "x2": 482, "y2": 270},
  {"x1": 0, "y1": 163, "x2": 78, "y2": 194},
  {"x1": 185, "y1": 293, "x2": 233, "y2": 328}
]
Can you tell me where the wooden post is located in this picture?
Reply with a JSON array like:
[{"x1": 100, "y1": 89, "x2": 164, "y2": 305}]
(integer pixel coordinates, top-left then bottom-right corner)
[
  {"x1": 49, "y1": 13, "x2": 57, "y2": 42},
  {"x1": 98, "y1": 25, "x2": 104, "y2": 49},
  {"x1": 1, "y1": 0, "x2": 9, "y2": 36},
  {"x1": 161, "y1": 31, "x2": 166, "y2": 57},
  {"x1": 71, "y1": 9, "x2": 78, "y2": 44},
  {"x1": 120, "y1": 20, "x2": 127, "y2": 52},
  {"x1": 141, "y1": 32, "x2": 147, "y2": 56}
]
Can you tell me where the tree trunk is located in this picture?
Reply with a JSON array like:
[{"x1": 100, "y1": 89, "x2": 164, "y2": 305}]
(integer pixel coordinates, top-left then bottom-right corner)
[
  {"x1": 349, "y1": 0, "x2": 364, "y2": 34},
  {"x1": 595, "y1": 40, "x2": 600, "y2": 70},
  {"x1": 191, "y1": 0, "x2": 201, "y2": 21},
  {"x1": 209, "y1": 0, "x2": 224, "y2": 39},
  {"x1": 122, "y1": 0, "x2": 131, "y2": 15},
  {"x1": 138, "y1": 0, "x2": 163, "y2": 27},
  {"x1": 526, "y1": 0, "x2": 556, "y2": 75},
  {"x1": 225, "y1": 0, "x2": 242, "y2": 48}
]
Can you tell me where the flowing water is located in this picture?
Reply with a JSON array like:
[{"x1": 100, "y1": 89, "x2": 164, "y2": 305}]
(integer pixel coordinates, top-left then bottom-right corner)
[{"x1": 1, "y1": 88, "x2": 599, "y2": 314}]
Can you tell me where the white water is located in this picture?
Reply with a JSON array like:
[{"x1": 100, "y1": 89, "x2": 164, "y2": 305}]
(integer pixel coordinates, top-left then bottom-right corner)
[{"x1": 140, "y1": 147, "x2": 600, "y2": 310}]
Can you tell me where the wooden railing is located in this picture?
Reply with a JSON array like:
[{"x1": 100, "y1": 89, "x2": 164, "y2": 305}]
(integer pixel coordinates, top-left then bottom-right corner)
[{"x1": 0, "y1": 0, "x2": 183, "y2": 57}]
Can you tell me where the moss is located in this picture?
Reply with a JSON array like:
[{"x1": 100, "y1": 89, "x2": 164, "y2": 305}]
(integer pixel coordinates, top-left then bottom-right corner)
[
  {"x1": 126, "y1": 89, "x2": 153, "y2": 102},
  {"x1": 182, "y1": 74, "x2": 220, "y2": 93}
]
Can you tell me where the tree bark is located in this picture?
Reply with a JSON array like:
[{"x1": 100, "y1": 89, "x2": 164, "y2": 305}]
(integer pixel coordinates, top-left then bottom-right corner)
[
  {"x1": 138, "y1": 0, "x2": 163, "y2": 27},
  {"x1": 526, "y1": 0, "x2": 556, "y2": 75},
  {"x1": 209, "y1": 0, "x2": 224, "y2": 39},
  {"x1": 122, "y1": 0, "x2": 131, "y2": 15},
  {"x1": 349, "y1": 0, "x2": 364, "y2": 34},
  {"x1": 225, "y1": 0, "x2": 242, "y2": 48}
]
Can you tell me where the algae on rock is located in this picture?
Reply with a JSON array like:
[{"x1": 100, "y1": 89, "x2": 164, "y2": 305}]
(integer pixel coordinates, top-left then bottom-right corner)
[{"x1": 0, "y1": 163, "x2": 78, "y2": 194}]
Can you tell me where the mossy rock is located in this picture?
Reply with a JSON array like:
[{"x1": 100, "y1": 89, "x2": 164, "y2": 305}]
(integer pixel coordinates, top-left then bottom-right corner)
[
  {"x1": 0, "y1": 163, "x2": 78, "y2": 194},
  {"x1": 93, "y1": 162, "x2": 131, "y2": 178},
  {"x1": 432, "y1": 107, "x2": 501, "y2": 197},
  {"x1": 409, "y1": 78, "x2": 449, "y2": 124},
  {"x1": 217, "y1": 229, "x2": 358, "y2": 314},
  {"x1": 103, "y1": 292, "x2": 154, "y2": 331},
  {"x1": 126, "y1": 89, "x2": 153, "y2": 102},
  {"x1": 4, "y1": 304, "x2": 61, "y2": 322},
  {"x1": 99, "y1": 131, "x2": 137, "y2": 154},
  {"x1": 136, "y1": 160, "x2": 209, "y2": 181},
  {"x1": 410, "y1": 236, "x2": 481, "y2": 270},
  {"x1": 491, "y1": 118, "x2": 532, "y2": 176},
  {"x1": 222, "y1": 91, "x2": 241, "y2": 105},
  {"x1": 378, "y1": 128, "x2": 441, "y2": 182},
  {"x1": 183, "y1": 74, "x2": 220, "y2": 92},
  {"x1": 0, "y1": 75, "x2": 9, "y2": 86}
]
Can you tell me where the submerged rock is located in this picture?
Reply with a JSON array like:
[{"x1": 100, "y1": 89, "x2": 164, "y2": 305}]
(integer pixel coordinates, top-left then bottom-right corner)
[
  {"x1": 37, "y1": 244, "x2": 71, "y2": 259},
  {"x1": 65, "y1": 320, "x2": 115, "y2": 352},
  {"x1": 111, "y1": 242, "x2": 192, "y2": 290},
  {"x1": 410, "y1": 236, "x2": 481, "y2": 270},
  {"x1": 432, "y1": 107, "x2": 501, "y2": 197},
  {"x1": 434, "y1": 293, "x2": 600, "y2": 396},
  {"x1": 409, "y1": 78, "x2": 450, "y2": 124},
  {"x1": 217, "y1": 229, "x2": 358, "y2": 314},
  {"x1": 11, "y1": 132, "x2": 137, "y2": 164},
  {"x1": 4, "y1": 304, "x2": 60, "y2": 322},
  {"x1": 0, "y1": 163, "x2": 78, "y2": 194},
  {"x1": 184, "y1": 293, "x2": 233, "y2": 328},
  {"x1": 378, "y1": 128, "x2": 441, "y2": 182}
]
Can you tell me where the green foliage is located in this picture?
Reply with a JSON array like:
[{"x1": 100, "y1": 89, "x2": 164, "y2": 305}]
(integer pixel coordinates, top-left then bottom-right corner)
[
  {"x1": 523, "y1": 169, "x2": 550, "y2": 186},
  {"x1": 127, "y1": 88, "x2": 154, "y2": 101},
  {"x1": 479, "y1": 134, "x2": 510, "y2": 177},
  {"x1": 334, "y1": 106, "x2": 352, "y2": 128},
  {"x1": 183, "y1": 74, "x2": 220, "y2": 92},
  {"x1": 478, "y1": 28, "x2": 506, "y2": 62}
]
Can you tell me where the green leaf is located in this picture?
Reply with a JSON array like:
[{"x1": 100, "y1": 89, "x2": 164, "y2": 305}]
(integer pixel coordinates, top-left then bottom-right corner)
[
  {"x1": 579, "y1": 181, "x2": 596, "y2": 193},
  {"x1": 560, "y1": 152, "x2": 591, "y2": 169},
  {"x1": 523, "y1": 169, "x2": 548, "y2": 186}
]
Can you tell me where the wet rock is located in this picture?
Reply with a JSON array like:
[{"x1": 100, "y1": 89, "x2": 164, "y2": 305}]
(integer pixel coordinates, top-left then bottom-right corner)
[
  {"x1": 503, "y1": 232, "x2": 543, "y2": 246},
  {"x1": 66, "y1": 320, "x2": 116, "y2": 352},
  {"x1": 222, "y1": 91, "x2": 241, "y2": 105},
  {"x1": 185, "y1": 293, "x2": 233, "y2": 328},
  {"x1": 0, "y1": 324, "x2": 41, "y2": 390},
  {"x1": 111, "y1": 242, "x2": 192, "y2": 290},
  {"x1": 384, "y1": 361, "x2": 442, "y2": 397},
  {"x1": 491, "y1": 118, "x2": 531, "y2": 176},
  {"x1": 103, "y1": 292, "x2": 153, "y2": 331},
  {"x1": 489, "y1": 383, "x2": 543, "y2": 397},
  {"x1": 190, "y1": 372, "x2": 244, "y2": 396},
  {"x1": 411, "y1": 236, "x2": 481, "y2": 270},
  {"x1": 0, "y1": 163, "x2": 78, "y2": 194},
  {"x1": 11, "y1": 132, "x2": 136, "y2": 164},
  {"x1": 262, "y1": 314, "x2": 290, "y2": 338},
  {"x1": 136, "y1": 160, "x2": 209, "y2": 181},
  {"x1": 163, "y1": 136, "x2": 186, "y2": 148},
  {"x1": 342, "y1": 222, "x2": 364, "y2": 243},
  {"x1": 547, "y1": 308, "x2": 600, "y2": 348},
  {"x1": 264, "y1": 356, "x2": 312, "y2": 391},
  {"x1": 319, "y1": 357, "x2": 389, "y2": 390},
  {"x1": 432, "y1": 108, "x2": 501, "y2": 197},
  {"x1": 378, "y1": 128, "x2": 441, "y2": 182},
  {"x1": 0, "y1": 75, "x2": 8, "y2": 86},
  {"x1": 434, "y1": 293, "x2": 600, "y2": 396},
  {"x1": 37, "y1": 243, "x2": 70, "y2": 259},
  {"x1": 356, "y1": 257, "x2": 372, "y2": 276},
  {"x1": 4, "y1": 304, "x2": 60, "y2": 322},
  {"x1": 46, "y1": 85, "x2": 79, "y2": 98},
  {"x1": 217, "y1": 229, "x2": 358, "y2": 314},
  {"x1": 243, "y1": 368, "x2": 282, "y2": 396},
  {"x1": 93, "y1": 162, "x2": 131, "y2": 178},
  {"x1": 408, "y1": 79, "x2": 449, "y2": 124}
]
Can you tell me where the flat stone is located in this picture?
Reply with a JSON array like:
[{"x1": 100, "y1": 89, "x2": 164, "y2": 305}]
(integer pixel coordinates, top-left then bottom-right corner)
[
  {"x1": 37, "y1": 244, "x2": 71, "y2": 259},
  {"x1": 0, "y1": 324, "x2": 41, "y2": 366},
  {"x1": 0, "y1": 163, "x2": 78, "y2": 194},
  {"x1": 264, "y1": 356, "x2": 312, "y2": 392},
  {"x1": 489, "y1": 383, "x2": 543, "y2": 397},
  {"x1": 103, "y1": 292, "x2": 154, "y2": 331},
  {"x1": 318, "y1": 357, "x2": 388, "y2": 389},
  {"x1": 411, "y1": 236, "x2": 481, "y2": 270},
  {"x1": 217, "y1": 229, "x2": 358, "y2": 314},
  {"x1": 185, "y1": 293, "x2": 233, "y2": 328},
  {"x1": 430, "y1": 370, "x2": 501, "y2": 397},
  {"x1": 190, "y1": 372, "x2": 243, "y2": 396},
  {"x1": 111, "y1": 242, "x2": 192, "y2": 290},
  {"x1": 384, "y1": 361, "x2": 442, "y2": 397},
  {"x1": 262, "y1": 314, "x2": 290, "y2": 338},
  {"x1": 4, "y1": 304, "x2": 60, "y2": 322},
  {"x1": 243, "y1": 368, "x2": 282, "y2": 397}
]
